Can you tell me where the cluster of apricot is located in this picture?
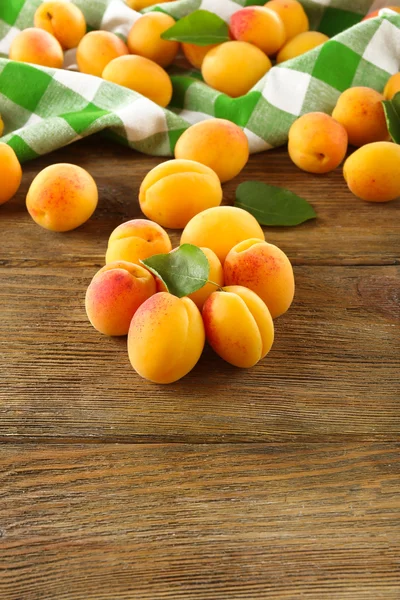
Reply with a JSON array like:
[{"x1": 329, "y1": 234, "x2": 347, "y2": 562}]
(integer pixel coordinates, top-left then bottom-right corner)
[
  {"x1": 7, "y1": 0, "x2": 330, "y2": 106},
  {"x1": 195, "y1": 0, "x2": 329, "y2": 98},
  {"x1": 287, "y1": 77, "x2": 400, "y2": 203},
  {"x1": 7, "y1": 1, "x2": 180, "y2": 107},
  {"x1": 86, "y1": 202, "x2": 295, "y2": 384}
]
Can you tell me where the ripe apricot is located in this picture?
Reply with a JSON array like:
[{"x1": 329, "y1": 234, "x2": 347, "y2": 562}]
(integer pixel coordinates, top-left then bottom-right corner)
[
  {"x1": 224, "y1": 239, "x2": 295, "y2": 318},
  {"x1": 26, "y1": 163, "x2": 98, "y2": 231},
  {"x1": 0, "y1": 115, "x2": 4, "y2": 137},
  {"x1": 127, "y1": 12, "x2": 179, "y2": 68},
  {"x1": 187, "y1": 247, "x2": 224, "y2": 310},
  {"x1": 229, "y1": 6, "x2": 286, "y2": 56},
  {"x1": 202, "y1": 285, "x2": 274, "y2": 368},
  {"x1": 102, "y1": 55, "x2": 172, "y2": 107},
  {"x1": 288, "y1": 112, "x2": 348, "y2": 174},
  {"x1": 332, "y1": 87, "x2": 389, "y2": 147},
  {"x1": 85, "y1": 261, "x2": 156, "y2": 336},
  {"x1": 128, "y1": 292, "x2": 205, "y2": 384},
  {"x1": 180, "y1": 206, "x2": 265, "y2": 263},
  {"x1": 9, "y1": 27, "x2": 64, "y2": 69},
  {"x1": 77, "y1": 31, "x2": 128, "y2": 77},
  {"x1": 384, "y1": 72, "x2": 400, "y2": 100},
  {"x1": 139, "y1": 159, "x2": 222, "y2": 229},
  {"x1": 174, "y1": 119, "x2": 249, "y2": 183},
  {"x1": 105, "y1": 219, "x2": 172, "y2": 265},
  {"x1": 343, "y1": 141, "x2": 400, "y2": 202},
  {"x1": 277, "y1": 31, "x2": 328, "y2": 63},
  {"x1": 265, "y1": 0, "x2": 309, "y2": 41},
  {"x1": 34, "y1": 1, "x2": 86, "y2": 50},
  {"x1": 182, "y1": 43, "x2": 219, "y2": 69},
  {"x1": 202, "y1": 41, "x2": 272, "y2": 98},
  {"x1": 0, "y1": 143, "x2": 22, "y2": 206}
]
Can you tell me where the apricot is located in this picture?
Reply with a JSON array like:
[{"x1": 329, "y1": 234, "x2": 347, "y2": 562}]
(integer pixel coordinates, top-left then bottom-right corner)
[
  {"x1": 0, "y1": 143, "x2": 22, "y2": 206},
  {"x1": 383, "y1": 72, "x2": 400, "y2": 100},
  {"x1": 76, "y1": 31, "x2": 128, "y2": 77},
  {"x1": 102, "y1": 55, "x2": 172, "y2": 107},
  {"x1": 128, "y1": 292, "x2": 205, "y2": 384},
  {"x1": 229, "y1": 6, "x2": 286, "y2": 56},
  {"x1": 126, "y1": 0, "x2": 173, "y2": 9},
  {"x1": 85, "y1": 261, "x2": 156, "y2": 336},
  {"x1": 362, "y1": 6, "x2": 400, "y2": 20},
  {"x1": 265, "y1": 0, "x2": 309, "y2": 41},
  {"x1": 26, "y1": 163, "x2": 98, "y2": 231},
  {"x1": 0, "y1": 115, "x2": 3, "y2": 137},
  {"x1": 9, "y1": 27, "x2": 64, "y2": 69},
  {"x1": 127, "y1": 12, "x2": 179, "y2": 68},
  {"x1": 180, "y1": 206, "x2": 265, "y2": 263},
  {"x1": 188, "y1": 247, "x2": 224, "y2": 310},
  {"x1": 174, "y1": 119, "x2": 249, "y2": 183},
  {"x1": 202, "y1": 285, "x2": 274, "y2": 368},
  {"x1": 202, "y1": 41, "x2": 272, "y2": 98},
  {"x1": 343, "y1": 141, "x2": 400, "y2": 203},
  {"x1": 106, "y1": 219, "x2": 172, "y2": 265},
  {"x1": 224, "y1": 239, "x2": 295, "y2": 319},
  {"x1": 139, "y1": 159, "x2": 222, "y2": 229},
  {"x1": 332, "y1": 87, "x2": 389, "y2": 147},
  {"x1": 288, "y1": 112, "x2": 348, "y2": 174},
  {"x1": 182, "y1": 42, "x2": 219, "y2": 69},
  {"x1": 34, "y1": 1, "x2": 86, "y2": 50},
  {"x1": 277, "y1": 31, "x2": 328, "y2": 63}
]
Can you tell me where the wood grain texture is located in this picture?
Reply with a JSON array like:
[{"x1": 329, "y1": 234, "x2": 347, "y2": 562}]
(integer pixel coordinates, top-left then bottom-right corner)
[
  {"x1": 1, "y1": 137, "x2": 399, "y2": 266},
  {"x1": 1, "y1": 443, "x2": 399, "y2": 599},
  {"x1": 1, "y1": 263, "x2": 399, "y2": 441},
  {"x1": 1, "y1": 139, "x2": 399, "y2": 598}
]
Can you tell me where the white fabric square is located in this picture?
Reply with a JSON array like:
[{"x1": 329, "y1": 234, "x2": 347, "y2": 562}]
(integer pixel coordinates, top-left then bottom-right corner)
[
  {"x1": 24, "y1": 113, "x2": 43, "y2": 128},
  {"x1": 0, "y1": 26, "x2": 20, "y2": 55},
  {"x1": 262, "y1": 67, "x2": 311, "y2": 115},
  {"x1": 53, "y1": 70, "x2": 102, "y2": 103},
  {"x1": 177, "y1": 109, "x2": 214, "y2": 125},
  {"x1": 244, "y1": 128, "x2": 272, "y2": 153},
  {"x1": 199, "y1": 0, "x2": 242, "y2": 21},
  {"x1": 115, "y1": 97, "x2": 167, "y2": 142},
  {"x1": 363, "y1": 18, "x2": 400, "y2": 74},
  {"x1": 101, "y1": 0, "x2": 141, "y2": 37}
]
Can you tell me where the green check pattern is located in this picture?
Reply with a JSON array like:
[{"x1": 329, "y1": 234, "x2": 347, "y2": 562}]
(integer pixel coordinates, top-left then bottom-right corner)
[{"x1": 0, "y1": 0, "x2": 399, "y2": 161}]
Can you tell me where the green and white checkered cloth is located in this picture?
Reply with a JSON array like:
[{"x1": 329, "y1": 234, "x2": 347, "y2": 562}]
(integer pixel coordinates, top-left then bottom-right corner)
[{"x1": 0, "y1": 0, "x2": 400, "y2": 162}]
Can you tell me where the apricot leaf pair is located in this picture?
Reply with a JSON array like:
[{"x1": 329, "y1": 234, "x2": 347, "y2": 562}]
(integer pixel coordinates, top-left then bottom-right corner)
[
  {"x1": 141, "y1": 244, "x2": 209, "y2": 298},
  {"x1": 382, "y1": 92, "x2": 400, "y2": 144},
  {"x1": 161, "y1": 10, "x2": 230, "y2": 45},
  {"x1": 235, "y1": 181, "x2": 316, "y2": 226}
]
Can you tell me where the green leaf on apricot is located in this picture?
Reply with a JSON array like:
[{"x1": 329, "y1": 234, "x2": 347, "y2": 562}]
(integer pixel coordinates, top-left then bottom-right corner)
[
  {"x1": 141, "y1": 244, "x2": 210, "y2": 298},
  {"x1": 161, "y1": 10, "x2": 230, "y2": 45},
  {"x1": 382, "y1": 92, "x2": 400, "y2": 144},
  {"x1": 235, "y1": 181, "x2": 317, "y2": 227}
]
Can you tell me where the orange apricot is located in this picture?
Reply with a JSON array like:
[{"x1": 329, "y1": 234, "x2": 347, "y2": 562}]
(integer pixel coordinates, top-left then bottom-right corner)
[
  {"x1": 76, "y1": 31, "x2": 129, "y2": 77},
  {"x1": 9, "y1": 27, "x2": 64, "y2": 69}
]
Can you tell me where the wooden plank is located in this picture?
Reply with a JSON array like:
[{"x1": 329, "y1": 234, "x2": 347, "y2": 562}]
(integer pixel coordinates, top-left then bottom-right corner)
[
  {"x1": 1, "y1": 264, "x2": 398, "y2": 441},
  {"x1": 1, "y1": 137, "x2": 399, "y2": 266},
  {"x1": 0, "y1": 443, "x2": 399, "y2": 599}
]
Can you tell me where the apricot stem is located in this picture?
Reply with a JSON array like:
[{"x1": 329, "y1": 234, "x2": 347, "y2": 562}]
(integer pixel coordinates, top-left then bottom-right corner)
[{"x1": 208, "y1": 280, "x2": 223, "y2": 291}]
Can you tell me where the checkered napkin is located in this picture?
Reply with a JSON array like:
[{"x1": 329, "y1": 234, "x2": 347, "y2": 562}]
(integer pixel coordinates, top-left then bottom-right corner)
[{"x1": 0, "y1": 0, "x2": 400, "y2": 162}]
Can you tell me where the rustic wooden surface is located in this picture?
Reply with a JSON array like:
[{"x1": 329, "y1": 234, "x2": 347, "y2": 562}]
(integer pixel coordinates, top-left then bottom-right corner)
[{"x1": 0, "y1": 136, "x2": 399, "y2": 598}]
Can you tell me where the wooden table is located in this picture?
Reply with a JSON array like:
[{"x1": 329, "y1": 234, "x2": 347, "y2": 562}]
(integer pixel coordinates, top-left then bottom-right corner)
[{"x1": 1, "y1": 137, "x2": 399, "y2": 599}]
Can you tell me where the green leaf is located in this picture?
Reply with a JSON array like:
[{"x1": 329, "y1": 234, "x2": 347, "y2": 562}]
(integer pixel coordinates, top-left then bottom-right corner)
[
  {"x1": 161, "y1": 10, "x2": 230, "y2": 45},
  {"x1": 235, "y1": 181, "x2": 317, "y2": 227},
  {"x1": 383, "y1": 93, "x2": 400, "y2": 144},
  {"x1": 141, "y1": 244, "x2": 210, "y2": 298}
]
